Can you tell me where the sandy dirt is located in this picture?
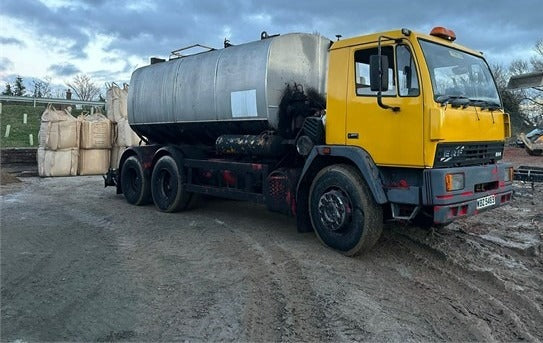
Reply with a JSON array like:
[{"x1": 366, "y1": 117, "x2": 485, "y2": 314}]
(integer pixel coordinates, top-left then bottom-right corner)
[
  {"x1": 0, "y1": 171, "x2": 21, "y2": 186},
  {"x1": 1, "y1": 170, "x2": 541, "y2": 342}
]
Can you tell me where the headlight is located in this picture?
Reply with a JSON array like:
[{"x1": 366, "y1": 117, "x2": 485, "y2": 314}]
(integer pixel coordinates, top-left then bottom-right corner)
[
  {"x1": 445, "y1": 173, "x2": 464, "y2": 191},
  {"x1": 504, "y1": 167, "x2": 513, "y2": 182}
]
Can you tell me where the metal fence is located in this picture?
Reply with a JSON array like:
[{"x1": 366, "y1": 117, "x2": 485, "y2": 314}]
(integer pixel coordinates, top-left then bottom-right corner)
[{"x1": 0, "y1": 95, "x2": 105, "y2": 107}]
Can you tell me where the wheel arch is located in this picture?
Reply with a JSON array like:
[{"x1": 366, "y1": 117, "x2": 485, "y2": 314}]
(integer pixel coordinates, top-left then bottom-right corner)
[
  {"x1": 295, "y1": 146, "x2": 388, "y2": 232},
  {"x1": 151, "y1": 145, "x2": 185, "y2": 170},
  {"x1": 117, "y1": 145, "x2": 161, "y2": 194}
]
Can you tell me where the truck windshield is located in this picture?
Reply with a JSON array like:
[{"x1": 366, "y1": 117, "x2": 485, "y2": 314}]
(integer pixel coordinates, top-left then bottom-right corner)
[{"x1": 419, "y1": 40, "x2": 501, "y2": 108}]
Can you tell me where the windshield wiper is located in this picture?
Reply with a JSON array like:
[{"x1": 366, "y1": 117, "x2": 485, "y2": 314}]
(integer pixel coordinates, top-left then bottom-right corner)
[
  {"x1": 436, "y1": 96, "x2": 502, "y2": 111},
  {"x1": 467, "y1": 99, "x2": 502, "y2": 111},
  {"x1": 436, "y1": 95, "x2": 470, "y2": 108}
]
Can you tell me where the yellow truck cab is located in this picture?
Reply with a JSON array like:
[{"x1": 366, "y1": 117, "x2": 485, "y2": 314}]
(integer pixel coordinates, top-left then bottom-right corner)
[{"x1": 316, "y1": 27, "x2": 513, "y2": 226}]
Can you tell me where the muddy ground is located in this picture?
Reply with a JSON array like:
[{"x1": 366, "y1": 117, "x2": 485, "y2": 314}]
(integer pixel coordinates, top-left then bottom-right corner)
[{"x1": 1, "y1": 148, "x2": 542, "y2": 342}]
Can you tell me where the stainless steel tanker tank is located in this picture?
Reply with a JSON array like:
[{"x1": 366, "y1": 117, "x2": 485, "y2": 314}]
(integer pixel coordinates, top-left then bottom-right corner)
[{"x1": 128, "y1": 33, "x2": 331, "y2": 144}]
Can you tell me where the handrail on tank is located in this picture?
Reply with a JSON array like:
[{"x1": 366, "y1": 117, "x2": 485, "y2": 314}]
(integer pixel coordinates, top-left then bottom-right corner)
[{"x1": 170, "y1": 44, "x2": 216, "y2": 59}]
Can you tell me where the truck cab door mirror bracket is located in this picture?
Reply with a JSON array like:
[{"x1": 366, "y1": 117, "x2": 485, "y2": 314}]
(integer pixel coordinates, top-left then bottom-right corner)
[{"x1": 369, "y1": 36, "x2": 400, "y2": 112}]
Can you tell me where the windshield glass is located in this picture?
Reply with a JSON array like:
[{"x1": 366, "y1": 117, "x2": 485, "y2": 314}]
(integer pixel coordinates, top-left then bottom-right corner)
[{"x1": 419, "y1": 40, "x2": 501, "y2": 106}]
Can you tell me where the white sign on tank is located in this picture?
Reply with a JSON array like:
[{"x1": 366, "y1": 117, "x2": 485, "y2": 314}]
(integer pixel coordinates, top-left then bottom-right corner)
[{"x1": 231, "y1": 89, "x2": 258, "y2": 118}]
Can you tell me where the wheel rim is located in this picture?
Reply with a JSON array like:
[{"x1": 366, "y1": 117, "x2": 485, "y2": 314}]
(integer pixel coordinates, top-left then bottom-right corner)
[
  {"x1": 317, "y1": 188, "x2": 352, "y2": 232},
  {"x1": 159, "y1": 169, "x2": 173, "y2": 198}
]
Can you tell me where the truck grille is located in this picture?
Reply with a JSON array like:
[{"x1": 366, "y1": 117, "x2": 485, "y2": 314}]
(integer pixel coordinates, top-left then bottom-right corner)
[{"x1": 433, "y1": 142, "x2": 504, "y2": 168}]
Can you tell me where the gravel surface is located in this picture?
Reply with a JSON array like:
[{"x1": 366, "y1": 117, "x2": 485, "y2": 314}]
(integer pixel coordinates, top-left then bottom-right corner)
[{"x1": 1, "y1": 174, "x2": 542, "y2": 342}]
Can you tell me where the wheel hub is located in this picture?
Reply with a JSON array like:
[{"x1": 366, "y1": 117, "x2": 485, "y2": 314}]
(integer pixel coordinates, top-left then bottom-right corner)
[
  {"x1": 160, "y1": 170, "x2": 173, "y2": 197},
  {"x1": 317, "y1": 189, "x2": 352, "y2": 231}
]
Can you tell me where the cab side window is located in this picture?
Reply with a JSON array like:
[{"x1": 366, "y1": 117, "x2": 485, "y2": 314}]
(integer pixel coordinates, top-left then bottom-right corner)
[
  {"x1": 355, "y1": 47, "x2": 396, "y2": 96},
  {"x1": 396, "y1": 45, "x2": 419, "y2": 96}
]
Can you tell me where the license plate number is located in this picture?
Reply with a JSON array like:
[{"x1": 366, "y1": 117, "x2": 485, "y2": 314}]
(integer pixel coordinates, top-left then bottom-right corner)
[{"x1": 476, "y1": 195, "x2": 495, "y2": 209}]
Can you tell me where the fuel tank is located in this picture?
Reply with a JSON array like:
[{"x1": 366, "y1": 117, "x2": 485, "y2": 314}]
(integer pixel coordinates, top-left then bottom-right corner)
[{"x1": 128, "y1": 33, "x2": 331, "y2": 145}]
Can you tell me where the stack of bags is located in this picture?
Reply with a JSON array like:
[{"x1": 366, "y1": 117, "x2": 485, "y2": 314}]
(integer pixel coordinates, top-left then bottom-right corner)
[
  {"x1": 78, "y1": 111, "x2": 112, "y2": 175},
  {"x1": 106, "y1": 83, "x2": 141, "y2": 168},
  {"x1": 37, "y1": 105, "x2": 80, "y2": 177},
  {"x1": 37, "y1": 82, "x2": 143, "y2": 177}
]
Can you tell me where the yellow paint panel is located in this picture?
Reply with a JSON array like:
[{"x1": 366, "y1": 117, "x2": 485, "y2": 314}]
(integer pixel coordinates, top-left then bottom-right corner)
[
  {"x1": 424, "y1": 106, "x2": 509, "y2": 166},
  {"x1": 325, "y1": 48, "x2": 348, "y2": 145},
  {"x1": 345, "y1": 44, "x2": 424, "y2": 167}
]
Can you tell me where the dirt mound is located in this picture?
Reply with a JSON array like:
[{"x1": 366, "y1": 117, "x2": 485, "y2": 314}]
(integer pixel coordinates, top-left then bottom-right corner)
[{"x1": 0, "y1": 171, "x2": 21, "y2": 185}]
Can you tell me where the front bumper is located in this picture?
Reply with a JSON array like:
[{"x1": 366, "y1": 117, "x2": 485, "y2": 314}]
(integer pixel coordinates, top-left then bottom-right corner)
[
  {"x1": 432, "y1": 190, "x2": 512, "y2": 224},
  {"x1": 423, "y1": 163, "x2": 513, "y2": 224}
]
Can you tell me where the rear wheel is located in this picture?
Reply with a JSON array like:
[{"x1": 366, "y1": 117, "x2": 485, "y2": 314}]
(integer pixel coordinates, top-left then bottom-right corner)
[
  {"x1": 309, "y1": 164, "x2": 383, "y2": 256},
  {"x1": 151, "y1": 155, "x2": 193, "y2": 212},
  {"x1": 120, "y1": 156, "x2": 151, "y2": 205}
]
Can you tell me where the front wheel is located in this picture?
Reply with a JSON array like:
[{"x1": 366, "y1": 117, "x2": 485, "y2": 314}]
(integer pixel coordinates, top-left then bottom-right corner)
[{"x1": 309, "y1": 164, "x2": 383, "y2": 256}]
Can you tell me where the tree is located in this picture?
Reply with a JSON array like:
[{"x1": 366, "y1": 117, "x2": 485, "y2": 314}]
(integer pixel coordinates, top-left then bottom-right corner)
[
  {"x1": 491, "y1": 64, "x2": 527, "y2": 131},
  {"x1": 2, "y1": 82, "x2": 13, "y2": 96},
  {"x1": 530, "y1": 39, "x2": 543, "y2": 71},
  {"x1": 13, "y1": 76, "x2": 25, "y2": 96},
  {"x1": 31, "y1": 77, "x2": 52, "y2": 98},
  {"x1": 66, "y1": 74, "x2": 100, "y2": 101},
  {"x1": 493, "y1": 39, "x2": 543, "y2": 131}
]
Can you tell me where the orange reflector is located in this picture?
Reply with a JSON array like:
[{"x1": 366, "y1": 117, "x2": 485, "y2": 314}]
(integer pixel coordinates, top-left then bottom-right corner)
[
  {"x1": 445, "y1": 174, "x2": 453, "y2": 191},
  {"x1": 430, "y1": 27, "x2": 456, "y2": 42},
  {"x1": 445, "y1": 173, "x2": 464, "y2": 191},
  {"x1": 321, "y1": 147, "x2": 331, "y2": 155}
]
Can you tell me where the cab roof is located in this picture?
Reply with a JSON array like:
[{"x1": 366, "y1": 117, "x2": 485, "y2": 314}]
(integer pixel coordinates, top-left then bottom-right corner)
[{"x1": 330, "y1": 28, "x2": 483, "y2": 57}]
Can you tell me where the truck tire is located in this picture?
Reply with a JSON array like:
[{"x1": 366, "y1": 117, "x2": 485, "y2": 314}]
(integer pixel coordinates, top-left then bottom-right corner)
[
  {"x1": 151, "y1": 155, "x2": 192, "y2": 212},
  {"x1": 120, "y1": 156, "x2": 151, "y2": 205},
  {"x1": 309, "y1": 164, "x2": 383, "y2": 256}
]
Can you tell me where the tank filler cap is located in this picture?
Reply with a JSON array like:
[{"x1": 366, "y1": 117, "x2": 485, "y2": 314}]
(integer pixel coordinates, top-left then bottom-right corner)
[{"x1": 335, "y1": 34, "x2": 342, "y2": 41}]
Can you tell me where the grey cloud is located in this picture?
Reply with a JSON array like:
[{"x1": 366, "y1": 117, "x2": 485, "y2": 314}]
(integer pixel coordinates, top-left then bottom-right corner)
[
  {"x1": 48, "y1": 63, "x2": 81, "y2": 76},
  {"x1": 0, "y1": 37, "x2": 26, "y2": 48},
  {"x1": 0, "y1": 57, "x2": 14, "y2": 72},
  {"x1": 2, "y1": 0, "x2": 89, "y2": 59},
  {"x1": 4, "y1": 0, "x2": 541, "y2": 71}
]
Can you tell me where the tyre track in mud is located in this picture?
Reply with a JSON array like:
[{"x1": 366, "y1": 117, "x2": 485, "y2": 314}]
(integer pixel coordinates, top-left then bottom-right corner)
[
  {"x1": 2, "y1": 176, "x2": 542, "y2": 341},
  {"x1": 211, "y1": 217, "x2": 334, "y2": 342},
  {"x1": 383, "y1": 227, "x2": 543, "y2": 341},
  {"x1": 1, "y1": 179, "x2": 135, "y2": 341}
]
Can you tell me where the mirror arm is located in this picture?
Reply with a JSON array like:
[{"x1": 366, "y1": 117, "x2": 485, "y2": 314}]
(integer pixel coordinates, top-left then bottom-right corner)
[
  {"x1": 377, "y1": 91, "x2": 400, "y2": 112},
  {"x1": 377, "y1": 35, "x2": 401, "y2": 112}
]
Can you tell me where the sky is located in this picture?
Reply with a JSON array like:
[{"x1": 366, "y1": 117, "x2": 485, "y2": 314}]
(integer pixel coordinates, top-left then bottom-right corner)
[{"x1": 0, "y1": 0, "x2": 541, "y2": 97}]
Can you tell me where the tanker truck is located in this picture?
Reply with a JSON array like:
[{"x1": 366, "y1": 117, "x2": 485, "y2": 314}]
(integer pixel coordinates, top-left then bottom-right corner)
[{"x1": 105, "y1": 27, "x2": 513, "y2": 256}]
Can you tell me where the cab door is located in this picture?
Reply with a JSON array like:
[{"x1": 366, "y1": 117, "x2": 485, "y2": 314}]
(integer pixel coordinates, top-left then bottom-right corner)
[{"x1": 345, "y1": 43, "x2": 425, "y2": 167}]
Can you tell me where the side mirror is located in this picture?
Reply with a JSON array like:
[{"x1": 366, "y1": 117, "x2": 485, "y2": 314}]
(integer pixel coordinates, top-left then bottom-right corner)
[{"x1": 370, "y1": 55, "x2": 389, "y2": 92}]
